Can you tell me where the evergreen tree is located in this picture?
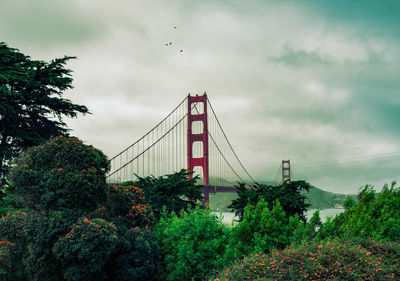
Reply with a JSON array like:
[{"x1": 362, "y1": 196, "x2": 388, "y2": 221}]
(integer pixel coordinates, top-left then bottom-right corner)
[
  {"x1": 229, "y1": 180, "x2": 311, "y2": 222},
  {"x1": 0, "y1": 42, "x2": 89, "y2": 178},
  {"x1": 131, "y1": 169, "x2": 203, "y2": 220}
]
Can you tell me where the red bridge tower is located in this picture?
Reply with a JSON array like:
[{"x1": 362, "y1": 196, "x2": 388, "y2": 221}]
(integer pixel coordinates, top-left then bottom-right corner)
[
  {"x1": 282, "y1": 160, "x2": 291, "y2": 182},
  {"x1": 187, "y1": 93, "x2": 210, "y2": 206}
]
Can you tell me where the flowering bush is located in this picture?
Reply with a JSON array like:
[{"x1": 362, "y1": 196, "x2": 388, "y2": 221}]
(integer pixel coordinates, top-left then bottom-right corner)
[
  {"x1": 7, "y1": 136, "x2": 110, "y2": 212},
  {"x1": 53, "y1": 218, "x2": 118, "y2": 280},
  {"x1": 0, "y1": 137, "x2": 158, "y2": 281},
  {"x1": 0, "y1": 211, "x2": 28, "y2": 280},
  {"x1": 214, "y1": 238, "x2": 400, "y2": 281},
  {"x1": 103, "y1": 185, "x2": 154, "y2": 229}
]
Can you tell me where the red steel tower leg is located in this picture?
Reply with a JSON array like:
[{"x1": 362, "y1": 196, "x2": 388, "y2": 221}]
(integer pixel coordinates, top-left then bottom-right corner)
[{"x1": 187, "y1": 93, "x2": 209, "y2": 206}]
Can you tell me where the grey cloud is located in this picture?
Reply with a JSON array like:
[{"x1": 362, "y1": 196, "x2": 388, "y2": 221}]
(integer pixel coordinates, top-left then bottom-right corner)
[
  {"x1": 0, "y1": 0, "x2": 105, "y2": 49},
  {"x1": 269, "y1": 44, "x2": 332, "y2": 67}
]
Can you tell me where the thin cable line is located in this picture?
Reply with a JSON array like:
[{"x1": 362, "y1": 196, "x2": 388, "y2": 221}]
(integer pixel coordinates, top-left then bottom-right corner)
[
  {"x1": 108, "y1": 101, "x2": 197, "y2": 178},
  {"x1": 206, "y1": 96, "x2": 256, "y2": 184},
  {"x1": 109, "y1": 96, "x2": 187, "y2": 161},
  {"x1": 193, "y1": 102, "x2": 245, "y2": 183}
]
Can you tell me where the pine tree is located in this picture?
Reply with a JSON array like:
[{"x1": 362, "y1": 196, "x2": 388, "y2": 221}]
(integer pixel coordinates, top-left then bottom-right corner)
[{"x1": 0, "y1": 42, "x2": 89, "y2": 178}]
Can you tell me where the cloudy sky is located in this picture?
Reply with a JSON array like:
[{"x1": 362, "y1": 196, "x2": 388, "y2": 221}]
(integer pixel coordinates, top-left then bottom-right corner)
[{"x1": 1, "y1": 0, "x2": 399, "y2": 194}]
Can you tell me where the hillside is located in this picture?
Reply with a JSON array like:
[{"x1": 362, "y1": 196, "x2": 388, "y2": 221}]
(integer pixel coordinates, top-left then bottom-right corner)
[
  {"x1": 305, "y1": 185, "x2": 354, "y2": 209},
  {"x1": 209, "y1": 184, "x2": 353, "y2": 211}
]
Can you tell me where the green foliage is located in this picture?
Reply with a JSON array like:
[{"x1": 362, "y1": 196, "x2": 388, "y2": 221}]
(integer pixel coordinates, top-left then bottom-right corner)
[
  {"x1": 7, "y1": 136, "x2": 110, "y2": 212},
  {"x1": 227, "y1": 199, "x2": 290, "y2": 260},
  {"x1": 0, "y1": 211, "x2": 28, "y2": 280},
  {"x1": 229, "y1": 180, "x2": 311, "y2": 222},
  {"x1": 132, "y1": 169, "x2": 203, "y2": 220},
  {"x1": 96, "y1": 185, "x2": 154, "y2": 230},
  {"x1": 309, "y1": 210, "x2": 322, "y2": 232},
  {"x1": 0, "y1": 185, "x2": 25, "y2": 217},
  {"x1": 104, "y1": 229, "x2": 158, "y2": 281},
  {"x1": 0, "y1": 209, "x2": 78, "y2": 280},
  {"x1": 328, "y1": 182, "x2": 400, "y2": 241},
  {"x1": 53, "y1": 218, "x2": 118, "y2": 281},
  {"x1": 153, "y1": 207, "x2": 228, "y2": 281},
  {"x1": 0, "y1": 42, "x2": 89, "y2": 177},
  {"x1": 0, "y1": 137, "x2": 157, "y2": 281},
  {"x1": 344, "y1": 195, "x2": 356, "y2": 209},
  {"x1": 357, "y1": 184, "x2": 376, "y2": 204},
  {"x1": 214, "y1": 238, "x2": 400, "y2": 281}
]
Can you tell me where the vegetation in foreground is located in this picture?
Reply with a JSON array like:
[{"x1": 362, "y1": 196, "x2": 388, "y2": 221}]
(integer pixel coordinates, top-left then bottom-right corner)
[
  {"x1": 214, "y1": 238, "x2": 400, "y2": 281},
  {"x1": 0, "y1": 137, "x2": 158, "y2": 280},
  {"x1": 1, "y1": 137, "x2": 400, "y2": 281}
]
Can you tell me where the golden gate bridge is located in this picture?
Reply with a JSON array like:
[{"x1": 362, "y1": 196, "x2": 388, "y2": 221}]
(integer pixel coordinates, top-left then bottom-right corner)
[{"x1": 107, "y1": 92, "x2": 264, "y2": 205}]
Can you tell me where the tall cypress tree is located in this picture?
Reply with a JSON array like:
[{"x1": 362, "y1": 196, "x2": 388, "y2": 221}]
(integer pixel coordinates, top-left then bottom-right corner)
[{"x1": 0, "y1": 42, "x2": 89, "y2": 177}]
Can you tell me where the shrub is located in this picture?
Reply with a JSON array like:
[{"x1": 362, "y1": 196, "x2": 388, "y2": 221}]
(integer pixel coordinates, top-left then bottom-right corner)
[
  {"x1": 328, "y1": 182, "x2": 400, "y2": 241},
  {"x1": 105, "y1": 228, "x2": 159, "y2": 281},
  {"x1": 53, "y1": 218, "x2": 118, "y2": 281},
  {"x1": 226, "y1": 199, "x2": 289, "y2": 260},
  {"x1": 7, "y1": 136, "x2": 110, "y2": 212},
  {"x1": 0, "y1": 211, "x2": 28, "y2": 280},
  {"x1": 0, "y1": 137, "x2": 158, "y2": 281},
  {"x1": 229, "y1": 180, "x2": 311, "y2": 222},
  {"x1": 214, "y1": 238, "x2": 400, "y2": 281},
  {"x1": 154, "y1": 207, "x2": 229, "y2": 281},
  {"x1": 132, "y1": 169, "x2": 203, "y2": 220},
  {"x1": 102, "y1": 185, "x2": 154, "y2": 229}
]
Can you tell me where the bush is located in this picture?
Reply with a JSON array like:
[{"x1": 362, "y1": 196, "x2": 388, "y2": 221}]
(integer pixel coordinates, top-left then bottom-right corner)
[
  {"x1": 214, "y1": 238, "x2": 400, "y2": 281},
  {"x1": 102, "y1": 185, "x2": 154, "y2": 229},
  {"x1": 0, "y1": 137, "x2": 158, "y2": 281},
  {"x1": 0, "y1": 185, "x2": 26, "y2": 217},
  {"x1": 153, "y1": 207, "x2": 228, "y2": 281},
  {"x1": 104, "y1": 228, "x2": 159, "y2": 281},
  {"x1": 53, "y1": 218, "x2": 118, "y2": 281},
  {"x1": 132, "y1": 169, "x2": 203, "y2": 220},
  {"x1": 226, "y1": 199, "x2": 290, "y2": 261},
  {"x1": 328, "y1": 182, "x2": 400, "y2": 241},
  {"x1": 7, "y1": 136, "x2": 110, "y2": 212},
  {"x1": 0, "y1": 211, "x2": 28, "y2": 280},
  {"x1": 229, "y1": 180, "x2": 311, "y2": 222}
]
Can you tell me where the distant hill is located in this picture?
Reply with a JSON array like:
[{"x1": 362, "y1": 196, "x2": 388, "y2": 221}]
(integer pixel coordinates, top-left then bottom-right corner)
[
  {"x1": 209, "y1": 183, "x2": 354, "y2": 211},
  {"x1": 305, "y1": 185, "x2": 355, "y2": 209}
]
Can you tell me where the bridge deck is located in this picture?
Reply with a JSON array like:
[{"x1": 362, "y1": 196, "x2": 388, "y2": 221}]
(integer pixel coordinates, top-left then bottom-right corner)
[{"x1": 203, "y1": 185, "x2": 237, "y2": 193}]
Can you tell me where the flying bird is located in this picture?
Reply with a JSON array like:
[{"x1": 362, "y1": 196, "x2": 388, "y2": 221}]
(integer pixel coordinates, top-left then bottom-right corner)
[{"x1": 180, "y1": 50, "x2": 183, "y2": 53}]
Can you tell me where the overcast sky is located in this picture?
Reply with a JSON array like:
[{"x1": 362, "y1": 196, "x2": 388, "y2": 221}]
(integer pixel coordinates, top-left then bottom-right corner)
[{"x1": 1, "y1": 0, "x2": 399, "y2": 194}]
